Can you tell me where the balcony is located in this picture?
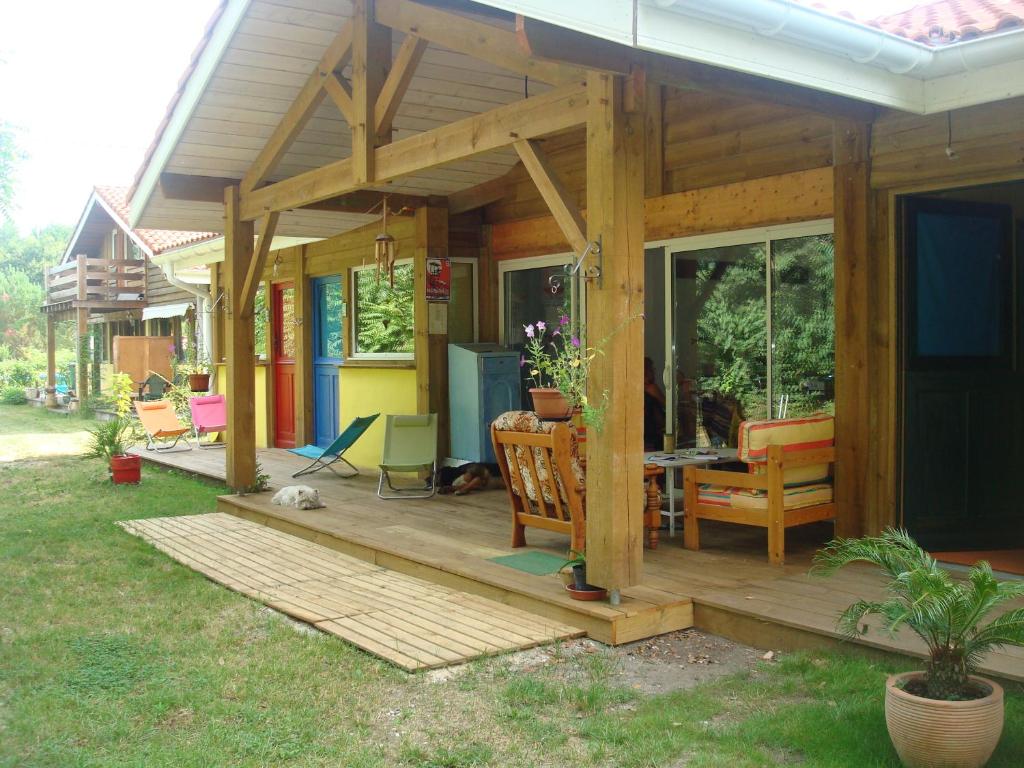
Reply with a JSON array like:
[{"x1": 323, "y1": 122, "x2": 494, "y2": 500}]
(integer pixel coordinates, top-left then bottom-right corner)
[{"x1": 42, "y1": 255, "x2": 147, "y2": 314}]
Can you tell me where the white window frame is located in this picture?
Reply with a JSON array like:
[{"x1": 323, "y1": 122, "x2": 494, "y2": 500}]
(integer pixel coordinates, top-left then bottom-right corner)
[
  {"x1": 497, "y1": 252, "x2": 576, "y2": 346},
  {"x1": 649, "y1": 219, "x2": 835, "y2": 436},
  {"x1": 350, "y1": 259, "x2": 415, "y2": 360}
]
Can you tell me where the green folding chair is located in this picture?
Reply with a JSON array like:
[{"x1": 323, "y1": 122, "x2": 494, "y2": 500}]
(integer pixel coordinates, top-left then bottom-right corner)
[
  {"x1": 377, "y1": 414, "x2": 438, "y2": 499},
  {"x1": 288, "y1": 414, "x2": 379, "y2": 478}
]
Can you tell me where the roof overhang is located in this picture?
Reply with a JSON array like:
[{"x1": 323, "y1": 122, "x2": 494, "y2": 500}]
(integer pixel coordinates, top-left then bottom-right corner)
[
  {"x1": 476, "y1": 0, "x2": 1024, "y2": 114},
  {"x1": 151, "y1": 235, "x2": 322, "y2": 270}
]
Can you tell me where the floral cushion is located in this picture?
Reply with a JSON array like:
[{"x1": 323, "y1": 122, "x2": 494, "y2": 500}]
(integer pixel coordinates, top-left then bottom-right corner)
[{"x1": 492, "y1": 411, "x2": 585, "y2": 506}]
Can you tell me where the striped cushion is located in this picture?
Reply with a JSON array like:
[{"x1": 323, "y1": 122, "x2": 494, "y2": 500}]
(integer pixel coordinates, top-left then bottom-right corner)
[
  {"x1": 738, "y1": 414, "x2": 834, "y2": 485},
  {"x1": 698, "y1": 482, "x2": 833, "y2": 511}
]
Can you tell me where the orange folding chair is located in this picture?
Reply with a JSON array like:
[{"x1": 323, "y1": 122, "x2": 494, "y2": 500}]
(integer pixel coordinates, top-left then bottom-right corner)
[{"x1": 134, "y1": 400, "x2": 193, "y2": 452}]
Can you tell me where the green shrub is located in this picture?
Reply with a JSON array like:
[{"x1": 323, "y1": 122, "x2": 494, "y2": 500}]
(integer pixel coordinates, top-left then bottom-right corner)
[
  {"x1": 0, "y1": 360, "x2": 37, "y2": 388},
  {"x1": 0, "y1": 386, "x2": 26, "y2": 405}
]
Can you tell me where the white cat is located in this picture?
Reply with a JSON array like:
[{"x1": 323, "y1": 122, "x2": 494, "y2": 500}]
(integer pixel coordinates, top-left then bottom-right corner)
[{"x1": 271, "y1": 485, "x2": 325, "y2": 510}]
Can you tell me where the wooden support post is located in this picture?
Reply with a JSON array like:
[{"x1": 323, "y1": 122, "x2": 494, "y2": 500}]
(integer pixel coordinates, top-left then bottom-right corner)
[
  {"x1": 352, "y1": 0, "x2": 390, "y2": 184},
  {"x1": 224, "y1": 186, "x2": 258, "y2": 491},
  {"x1": 832, "y1": 119, "x2": 871, "y2": 538},
  {"x1": 76, "y1": 255, "x2": 87, "y2": 301},
  {"x1": 76, "y1": 308, "x2": 89, "y2": 401},
  {"x1": 644, "y1": 81, "x2": 663, "y2": 198},
  {"x1": 584, "y1": 71, "x2": 646, "y2": 592},
  {"x1": 46, "y1": 314, "x2": 56, "y2": 405},
  {"x1": 413, "y1": 206, "x2": 450, "y2": 457},
  {"x1": 293, "y1": 246, "x2": 313, "y2": 446}
]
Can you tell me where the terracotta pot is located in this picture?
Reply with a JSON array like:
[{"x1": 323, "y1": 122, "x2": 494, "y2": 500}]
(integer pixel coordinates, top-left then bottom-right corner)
[
  {"x1": 885, "y1": 671, "x2": 1003, "y2": 768},
  {"x1": 110, "y1": 454, "x2": 142, "y2": 485},
  {"x1": 188, "y1": 373, "x2": 211, "y2": 392},
  {"x1": 529, "y1": 387, "x2": 573, "y2": 420}
]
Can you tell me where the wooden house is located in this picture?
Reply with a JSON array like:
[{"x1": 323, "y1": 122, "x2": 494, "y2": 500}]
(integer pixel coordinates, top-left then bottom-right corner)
[
  {"x1": 123, "y1": 0, "x2": 1024, "y2": 604},
  {"x1": 40, "y1": 186, "x2": 218, "y2": 399}
]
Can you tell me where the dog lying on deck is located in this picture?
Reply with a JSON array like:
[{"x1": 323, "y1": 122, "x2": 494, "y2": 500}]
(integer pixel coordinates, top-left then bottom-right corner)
[{"x1": 437, "y1": 462, "x2": 501, "y2": 495}]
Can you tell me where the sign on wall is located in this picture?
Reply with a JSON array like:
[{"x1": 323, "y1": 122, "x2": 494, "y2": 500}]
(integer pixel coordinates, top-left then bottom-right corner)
[{"x1": 426, "y1": 256, "x2": 451, "y2": 302}]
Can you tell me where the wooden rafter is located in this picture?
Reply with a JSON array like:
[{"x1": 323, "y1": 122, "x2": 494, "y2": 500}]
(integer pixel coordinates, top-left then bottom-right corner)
[
  {"x1": 240, "y1": 20, "x2": 354, "y2": 193},
  {"x1": 447, "y1": 173, "x2": 509, "y2": 215},
  {"x1": 240, "y1": 81, "x2": 587, "y2": 221},
  {"x1": 322, "y1": 74, "x2": 354, "y2": 125},
  {"x1": 513, "y1": 139, "x2": 587, "y2": 254},
  {"x1": 375, "y1": 0, "x2": 584, "y2": 86},
  {"x1": 239, "y1": 211, "x2": 280, "y2": 318},
  {"x1": 375, "y1": 34, "x2": 428, "y2": 138},
  {"x1": 352, "y1": 0, "x2": 390, "y2": 185}
]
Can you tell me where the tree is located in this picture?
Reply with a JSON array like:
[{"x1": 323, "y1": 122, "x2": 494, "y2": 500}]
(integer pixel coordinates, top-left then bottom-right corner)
[
  {"x1": 0, "y1": 122, "x2": 22, "y2": 223},
  {"x1": 354, "y1": 265, "x2": 415, "y2": 353}
]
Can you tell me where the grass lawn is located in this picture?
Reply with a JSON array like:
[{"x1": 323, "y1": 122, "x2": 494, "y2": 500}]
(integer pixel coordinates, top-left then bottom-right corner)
[{"x1": 1, "y1": 402, "x2": 1022, "y2": 767}]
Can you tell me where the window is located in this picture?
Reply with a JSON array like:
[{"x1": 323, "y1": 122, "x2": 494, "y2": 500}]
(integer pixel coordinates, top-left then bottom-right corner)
[
  {"x1": 652, "y1": 221, "x2": 834, "y2": 447},
  {"x1": 253, "y1": 283, "x2": 269, "y2": 359},
  {"x1": 351, "y1": 261, "x2": 414, "y2": 357},
  {"x1": 314, "y1": 277, "x2": 344, "y2": 361}
]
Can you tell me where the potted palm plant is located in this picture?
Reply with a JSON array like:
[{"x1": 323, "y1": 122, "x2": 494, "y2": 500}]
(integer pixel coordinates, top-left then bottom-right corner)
[
  {"x1": 85, "y1": 417, "x2": 141, "y2": 484},
  {"x1": 814, "y1": 529, "x2": 1024, "y2": 768}
]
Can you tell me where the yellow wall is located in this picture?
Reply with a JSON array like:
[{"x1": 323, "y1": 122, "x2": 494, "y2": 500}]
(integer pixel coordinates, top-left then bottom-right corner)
[
  {"x1": 215, "y1": 363, "x2": 269, "y2": 449},
  {"x1": 339, "y1": 366, "x2": 418, "y2": 470}
]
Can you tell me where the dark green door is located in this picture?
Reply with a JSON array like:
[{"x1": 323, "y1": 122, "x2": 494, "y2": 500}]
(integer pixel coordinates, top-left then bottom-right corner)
[{"x1": 902, "y1": 197, "x2": 1023, "y2": 550}]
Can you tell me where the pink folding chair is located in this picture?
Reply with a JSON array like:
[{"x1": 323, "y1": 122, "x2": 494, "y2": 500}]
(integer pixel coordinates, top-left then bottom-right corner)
[{"x1": 189, "y1": 394, "x2": 227, "y2": 450}]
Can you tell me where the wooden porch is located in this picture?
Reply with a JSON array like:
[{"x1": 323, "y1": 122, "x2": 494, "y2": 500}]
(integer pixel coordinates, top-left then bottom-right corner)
[{"x1": 131, "y1": 446, "x2": 1024, "y2": 683}]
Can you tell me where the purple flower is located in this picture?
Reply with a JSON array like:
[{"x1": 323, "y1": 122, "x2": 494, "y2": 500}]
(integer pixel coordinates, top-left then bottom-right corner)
[
  {"x1": 552, "y1": 329, "x2": 561, "y2": 337},
  {"x1": 524, "y1": 324, "x2": 535, "y2": 339},
  {"x1": 571, "y1": 335, "x2": 581, "y2": 348},
  {"x1": 519, "y1": 355, "x2": 526, "y2": 368},
  {"x1": 559, "y1": 314, "x2": 570, "y2": 326},
  {"x1": 536, "y1": 320, "x2": 546, "y2": 332}
]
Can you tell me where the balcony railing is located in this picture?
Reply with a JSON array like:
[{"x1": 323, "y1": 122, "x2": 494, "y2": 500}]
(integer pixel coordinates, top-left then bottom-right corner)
[{"x1": 44, "y1": 255, "x2": 147, "y2": 307}]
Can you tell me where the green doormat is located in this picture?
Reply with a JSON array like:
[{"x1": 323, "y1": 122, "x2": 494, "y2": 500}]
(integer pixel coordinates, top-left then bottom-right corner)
[{"x1": 488, "y1": 551, "x2": 567, "y2": 576}]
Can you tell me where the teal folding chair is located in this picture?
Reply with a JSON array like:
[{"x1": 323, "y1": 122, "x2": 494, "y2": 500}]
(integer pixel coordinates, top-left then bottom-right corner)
[
  {"x1": 377, "y1": 414, "x2": 438, "y2": 499},
  {"x1": 288, "y1": 414, "x2": 379, "y2": 478}
]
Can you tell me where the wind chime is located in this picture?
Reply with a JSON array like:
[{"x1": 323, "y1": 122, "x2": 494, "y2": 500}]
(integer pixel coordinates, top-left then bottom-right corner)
[{"x1": 374, "y1": 195, "x2": 397, "y2": 287}]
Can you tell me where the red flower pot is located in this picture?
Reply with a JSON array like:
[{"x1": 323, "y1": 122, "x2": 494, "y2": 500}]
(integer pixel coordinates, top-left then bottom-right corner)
[
  {"x1": 110, "y1": 454, "x2": 141, "y2": 485},
  {"x1": 188, "y1": 373, "x2": 211, "y2": 392}
]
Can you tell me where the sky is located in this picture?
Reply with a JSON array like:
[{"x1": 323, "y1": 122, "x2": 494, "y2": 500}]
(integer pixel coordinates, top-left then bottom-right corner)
[
  {"x1": 0, "y1": 0, "x2": 220, "y2": 234},
  {"x1": 0, "y1": 0, "x2": 923, "y2": 235}
]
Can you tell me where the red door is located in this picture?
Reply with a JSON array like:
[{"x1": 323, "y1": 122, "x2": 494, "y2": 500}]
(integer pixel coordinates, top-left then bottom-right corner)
[{"x1": 271, "y1": 282, "x2": 296, "y2": 448}]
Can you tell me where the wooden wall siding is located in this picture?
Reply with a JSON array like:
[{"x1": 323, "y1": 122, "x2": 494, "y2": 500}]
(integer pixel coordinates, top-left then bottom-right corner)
[
  {"x1": 662, "y1": 89, "x2": 833, "y2": 193},
  {"x1": 871, "y1": 96, "x2": 1024, "y2": 190},
  {"x1": 490, "y1": 166, "x2": 833, "y2": 261},
  {"x1": 145, "y1": 261, "x2": 193, "y2": 306}
]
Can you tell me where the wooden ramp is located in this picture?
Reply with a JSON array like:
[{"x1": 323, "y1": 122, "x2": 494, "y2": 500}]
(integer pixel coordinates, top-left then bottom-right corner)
[{"x1": 118, "y1": 513, "x2": 584, "y2": 671}]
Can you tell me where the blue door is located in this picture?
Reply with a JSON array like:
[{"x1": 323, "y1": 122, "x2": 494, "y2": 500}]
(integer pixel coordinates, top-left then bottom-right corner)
[{"x1": 312, "y1": 276, "x2": 344, "y2": 448}]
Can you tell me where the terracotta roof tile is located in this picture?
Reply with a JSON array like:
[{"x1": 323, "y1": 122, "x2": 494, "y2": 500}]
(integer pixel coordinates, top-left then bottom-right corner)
[
  {"x1": 798, "y1": 0, "x2": 1024, "y2": 46},
  {"x1": 94, "y1": 186, "x2": 218, "y2": 255}
]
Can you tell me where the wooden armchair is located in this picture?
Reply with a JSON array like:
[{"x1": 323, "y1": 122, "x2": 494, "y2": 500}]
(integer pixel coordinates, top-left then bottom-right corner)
[
  {"x1": 682, "y1": 414, "x2": 836, "y2": 565},
  {"x1": 491, "y1": 411, "x2": 587, "y2": 552}
]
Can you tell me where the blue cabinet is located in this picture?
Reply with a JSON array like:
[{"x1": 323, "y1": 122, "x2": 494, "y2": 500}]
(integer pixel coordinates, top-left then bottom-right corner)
[{"x1": 448, "y1": 343, "x2": 521, "y2": 463}]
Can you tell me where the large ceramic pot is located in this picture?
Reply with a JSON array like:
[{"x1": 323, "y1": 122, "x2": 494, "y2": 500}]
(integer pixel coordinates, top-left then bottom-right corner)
[
  {"x1": 885, "y1": 671, "x2": 1003, "y2": 768},
  {"x1": 528, "y1": 387, "x2": 573, "y2": 420},
  {"x1": 188, "y1": 373, "x2": 211, "y2": 392},
  {"x1": 110, "y1": 454, "x2": 142, "y2": 485}
]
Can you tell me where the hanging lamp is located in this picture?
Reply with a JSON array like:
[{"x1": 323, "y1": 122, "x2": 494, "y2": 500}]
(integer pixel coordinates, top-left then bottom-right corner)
[{"x1": 374, "y1": 195, "x2": 397, "y2": 286}]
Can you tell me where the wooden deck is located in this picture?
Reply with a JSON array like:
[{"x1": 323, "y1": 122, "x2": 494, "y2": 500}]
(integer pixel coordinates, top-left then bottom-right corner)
[
  {"x1": 119, "y1": 513, "x2": 583, "y2": 670},
  {"x1": 131, "y1": 446, "x2": 1024, "y2": 682}
]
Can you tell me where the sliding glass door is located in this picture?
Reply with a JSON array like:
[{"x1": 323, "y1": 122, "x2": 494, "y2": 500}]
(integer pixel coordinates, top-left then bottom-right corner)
[{"x1": 655, "y1": 222, "x2": 834, "y2": 448}]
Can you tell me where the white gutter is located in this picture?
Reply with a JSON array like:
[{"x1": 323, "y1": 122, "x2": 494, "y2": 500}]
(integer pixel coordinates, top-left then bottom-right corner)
[{"x1": 161, "y1": 259, "x2": 214, "y2": 365}]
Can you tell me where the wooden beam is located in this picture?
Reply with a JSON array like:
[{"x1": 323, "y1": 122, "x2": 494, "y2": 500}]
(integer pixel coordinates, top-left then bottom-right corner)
[
  {"x1": 46, "y1": 314, "x2": 56, "y2": 391},
  {"x1": 584, "y1": 71, "x2": 646, "y2": 594},
  {"x1": 516, "y1": 14, "x2": 633, "y2": 75},
  {"x1": 293, "y1": 245, "x2": 313, "y2": 446},
  {"x1": 413, "y1": 206, "x2": 449, "y2": 457},
  {"x1": 644, "y1": 81, "x2": 664, "y2": 197},
  {"x1": 375, "y1": 0, "x2": 584, "y2": 86},
  {"x1": 322, "y1": 74, "x2": 354, "y2": 125},
  {"x1": 159, "y1": 172, "x2": 426, "y2": 214},
  {"x1": 832, "y1": 119, "x2": 871, "y2": 539},
  {"x1": 513, "y1": 138, "x2": 587, "y2": 254},
  {"x1": 241, "y1": 82, "x2": 587, "y2": 220},
  {"x1": 224, "y1": 186, "x2": 257, "y2": 490},
  {"x1": 240, "y1": 20, "x2": 354, "y2": 192},
  {"x1": 76, "y1": 307, "x2": 89, "y2": 400},
  {"x1": 241, "y1": 211, "x2": 281, "y2": 317},
  {"x1": 352, "y1": 0, "x2": 391, "y2": 184},
  {"x1": 375, "y1": 34, "x2": 428, "y2": 138}
]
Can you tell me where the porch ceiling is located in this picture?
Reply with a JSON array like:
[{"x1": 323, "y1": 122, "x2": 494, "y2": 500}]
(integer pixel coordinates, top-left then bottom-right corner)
[{"x1": 132, "y1": 0, "x2": 545, "y2": 237}]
